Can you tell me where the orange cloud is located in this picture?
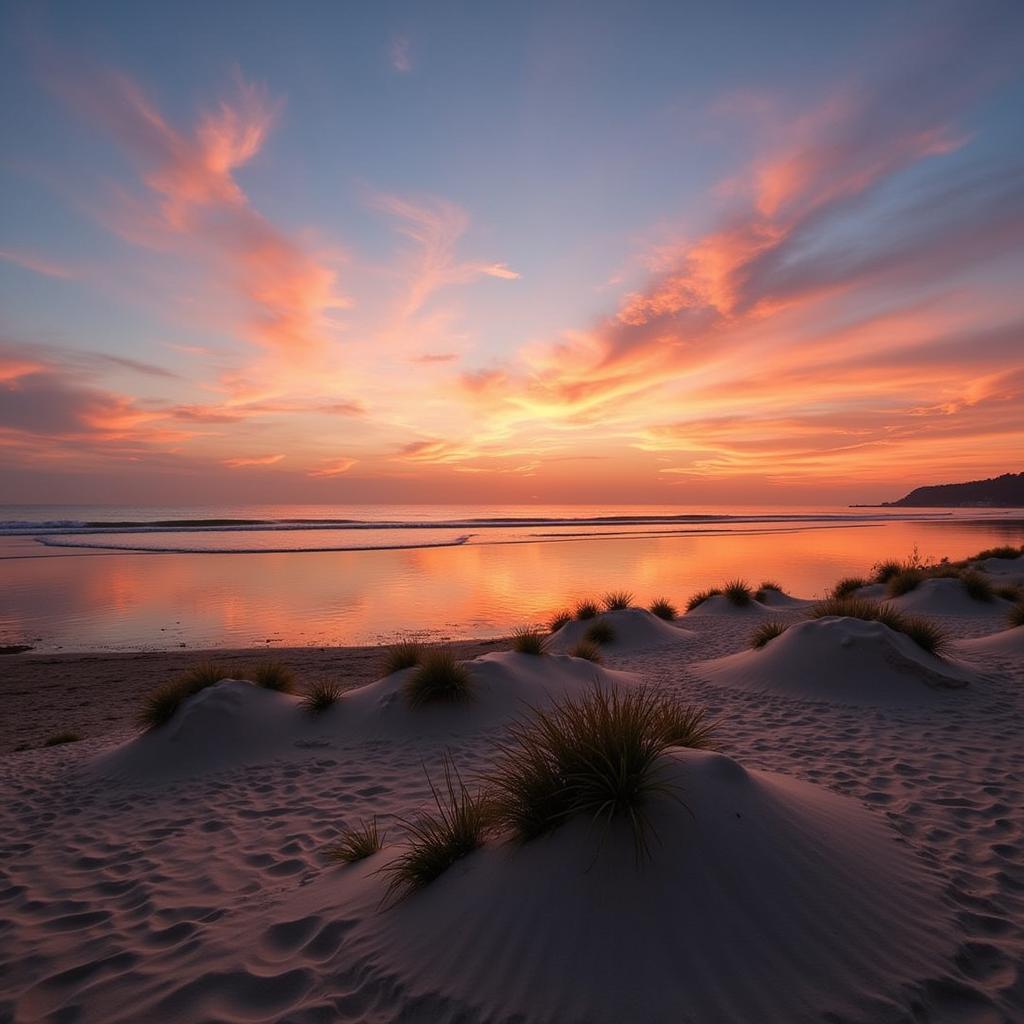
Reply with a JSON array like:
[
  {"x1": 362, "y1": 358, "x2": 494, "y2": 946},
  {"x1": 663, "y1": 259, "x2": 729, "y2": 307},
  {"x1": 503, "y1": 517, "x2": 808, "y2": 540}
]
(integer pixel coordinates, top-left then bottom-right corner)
[
  {"x1": 223, "y1": 453, "x2": 286, "y2": 468},
  {"x1": 308, "y1": 456, "x2": 357, "y2": 477}
]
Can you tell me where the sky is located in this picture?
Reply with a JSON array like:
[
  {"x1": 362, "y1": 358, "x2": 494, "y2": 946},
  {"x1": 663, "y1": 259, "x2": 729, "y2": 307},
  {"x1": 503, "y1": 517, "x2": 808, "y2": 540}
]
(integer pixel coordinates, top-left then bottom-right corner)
[{"x1": 1, "y1": 0, "x2": 1022, "y2": 506}]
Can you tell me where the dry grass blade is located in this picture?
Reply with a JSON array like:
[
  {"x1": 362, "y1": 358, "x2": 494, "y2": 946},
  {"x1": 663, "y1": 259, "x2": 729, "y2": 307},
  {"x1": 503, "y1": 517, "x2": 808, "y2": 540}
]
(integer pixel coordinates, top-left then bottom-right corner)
[
  {"x1": 584, "y1": 620, "x2": 615, "y2": 645},
  {"x1": 750, "y1": 620, "x2": 788, "y2": 649},
  {"x1": 832, "y1": 576, "x2": 867, "y2": 599},
  {"x1": 548, "y1": 609, "x2": 573, "y2": 633},
  {"x1": 511, "y1": 627, "x2": 549, "y2": 655},
  {"x1": 490, "y1": 686, "x2": 711, "y2": 862},
  {"x1": 301, "y1": 679, "x2": 344, "y2": 714},
  {"x1": 404, "y1": 649, "x2": 473, "y2": 706},
  {"x1": 649, "y1": 597, "x2": 677, "y2": 620},
  {"x1": 377, "y1": 758, "x2": 491, "y2": 904},
  {"x1": 249, "y1": 661, "x2": 296, "y2": 693},
  {"x1": 602, "y1": 590, "x2": 634, "y2": 611},
  {"x1": 723, "y1": 579, "x2": 753, "y2": 606},
  {"x1": 327, "y1": 818, "x2": 385, "y2": 863},
  {"x1": 569, "y1": 640, "x2": 603, "y2": 663},
  {"x1": 686, "y1": 587, "x2": 722, "y2": 611},
  {"x1": 574, "y1": 599, "x2": 599, "y2": 620},
  {"x1": 383, "y1": 640, "x2": 423, "y2": 675},
  {"x1": 137, "y1": 661, "x2": 232, "y2": 731}
]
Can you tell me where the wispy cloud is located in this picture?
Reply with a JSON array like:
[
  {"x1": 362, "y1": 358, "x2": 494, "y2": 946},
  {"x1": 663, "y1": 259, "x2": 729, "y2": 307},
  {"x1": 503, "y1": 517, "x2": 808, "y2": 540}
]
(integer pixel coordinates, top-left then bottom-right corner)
[
  {"x1": 308, "y1": 456, "x2": 357, "y2": 477},
  {"x1": 389, "y1": 34, "x2": 413, "y2": 73},
  {"x1": 223, "y1": 453, "x2": 286, "y2": 468},
  {"x1": 0, "y1": 248, "x2": 77, "y2": 279}
]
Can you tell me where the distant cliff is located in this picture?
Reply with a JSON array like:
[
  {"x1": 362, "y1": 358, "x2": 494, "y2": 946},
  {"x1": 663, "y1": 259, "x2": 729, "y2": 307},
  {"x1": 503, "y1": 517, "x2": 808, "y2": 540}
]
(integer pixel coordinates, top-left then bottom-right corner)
[{"x1": 880, "y1": 472, "x2": 1024, "y2": 508}]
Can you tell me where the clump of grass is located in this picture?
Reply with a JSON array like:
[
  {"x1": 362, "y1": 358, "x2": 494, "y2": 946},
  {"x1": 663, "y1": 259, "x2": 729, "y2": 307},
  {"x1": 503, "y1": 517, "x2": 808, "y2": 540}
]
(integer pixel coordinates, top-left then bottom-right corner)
[
  {"x1": 961, "y1": 571, "x2": 994, "y2": 603},
  {"x1": 602, "y1": 590, "x2": 634, "y2": 611},
  {"x1": 1009, "y1": 603, "x2": 1024, "y2": 628},
  {"x1": 574, "y1": 599, "x2": 599, "y2": 620},
  {"x1": 549, "y1": 609, "x2": 573, "y2": 633},
  {"x1": 871, "y1": 559, "x2": 905, "y2": 584},
  {"x1": 808, "y1": 597, "x2": 950, "y2": 656},
  {"x1": 832, "y1": 576, "x2": 868, "y2": 599},
  {"x1": 686, "y1": 587, "x2": 722, "y2": 611},
  {"x1": 994, "y1": 583, "x2": 1022, "y2": 602},
  {"x1": 378, "y1": 759, "x2": 491, "y2": 904},
  {"x1": 137, "y1": 661, "x2": 232, "y2": 731},
  {"x1": 930, "y1": 563, "x2": 963, "y2": 579},
  {"x1": 970, "y1": 545, "x2": 1022, "y2": 561},
  {"x1": 249, "y1": 661, "x2": 296, "y2": 693},
  {"x1": 489, "y1": 687, "x2": 712, "y2": 857},
  {"x1": 754, "y1": 580, "x2": 783, "y2": 601},
  {"x1": 723, "y1": 579, "x2": 753, "y2": 607},
  {"x1": 383, "y1": 640, "x2": 423, "y2": 676},
  {"x1": 653, "y1": 702, "x2": 718, "y2": 750},
  {"x1": 584, "y1": 620, "x2": 616, "y2": 645},
  {"x1": 886, "y1": 568, "x2": 925, "y2": 597},
  {"x1": 511, "y1": 626, "x2": 548, "y2": 655},
  {"x1": 43, "y1": 731, "x2": 81, "y2": 747},
  {"x1": 649, "y1": 597, "x2": 677, "y2": 620},
  {"x1": 750, "y1": 620, "x2": 789, "y2": 649},
  {"x1": 568, "y1": 640, "x2": 603, "y2": 663},
  {"x1": 326, "y1": 818, "x2": 385, "y2": 864},
  {"x1": 301, "y1": 679, "x2": 344, "y2": 715},
  {"x1": 404, "y1": 649, "x2": 472, "y2": 707}
]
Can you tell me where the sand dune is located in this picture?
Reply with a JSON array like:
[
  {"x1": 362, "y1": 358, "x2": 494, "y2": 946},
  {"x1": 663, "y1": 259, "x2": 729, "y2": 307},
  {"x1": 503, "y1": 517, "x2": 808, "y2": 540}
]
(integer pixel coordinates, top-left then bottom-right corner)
[
  {"x1": 695, "y1": 616, "x2": 976, "y2": 704},
  {"x1": 230, "y1": 749, "x2": 953, "y2": 1024},
  {"x1": 754, "y1": 588, "x2": 812, "y2": 608},
  {"x1": 91, "y1": 653, "x2": 638, "y2": 782},
  {"x1": 547, "y1": 607, "x2": 694, "y2": 653},
  {"x1": 956, "y1": 625, "x2": 1024, "y2": 657},
  {"x1": 1, "y1": 606, "x2": 1022, "y2": 1022},
  {"x1": 684, "y1": 594, "x2": 772, "y2": 616},
  {"x1": 888, "y1": 577, "x2": 1015, "y2": 617}
]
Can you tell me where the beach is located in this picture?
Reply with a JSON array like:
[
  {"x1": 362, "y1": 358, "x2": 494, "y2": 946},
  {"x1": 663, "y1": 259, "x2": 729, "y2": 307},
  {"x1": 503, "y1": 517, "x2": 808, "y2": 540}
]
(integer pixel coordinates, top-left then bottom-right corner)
[{"x1": 2, "y1": 549, "x2": 1023, "y2": 1022}]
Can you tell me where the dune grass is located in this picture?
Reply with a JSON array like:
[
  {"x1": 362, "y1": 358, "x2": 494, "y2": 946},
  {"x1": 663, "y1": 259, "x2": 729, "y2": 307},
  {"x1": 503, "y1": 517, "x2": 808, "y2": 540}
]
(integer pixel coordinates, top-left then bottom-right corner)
[
  {"x1": 568, "y1": 640, "x2": 603, "y2": 663},
  {"x1": 723, "y1": 579, "x2": 753, "y2": 607},
  {"x1": 249, "y1": 661, "x2": 296, "y2": 693},
  {"x1": 383, "y1": 640, "x2": 423, "y2": 676},
  {"x1": 574, "y1": 599, "x2": 600, "y2": 620},
  {"x1": 871, "y1": 559, "x2": 905, "y2": 584},
  {"x1": 301, "y1": 679, "x2": 344, "y2": 715},
  {"x1": 489, "y1": 687, "x2": 712, "y2": 858},
  {"x1": 137, "y1": 661, "x2": 233, "y2": 731},
  {"x1": 1009, "y1": 603, "x2": 1024, "y2": 628},
  {"x1": 686, "y1": 587, "x2": 722, "y2": 611},
  {"x1": 404, "y1": 648, "x2": 473, "y2": 707},
  {"x1": 511, "y1": 626, "x2": 548, "y2": 655},
  {"x1": 969, "y1": 544, "x2": 1022, "y2": 561},
  {"x1": 754, "y1": 580, "x2": 783, "y2": 602},
  {"x1": 549, "y1": 609, "x2": 573, "y2": 633},
  {"x1": 584, "y1": 620, "x2": 616, "y2": 645},
  {"x1": 886, "y1": 568, "x2": 925, "y2": 597},
  {"x1": 649, "y1": 597, "x2": 677, "y2": 620},
  {"x1": 750, "y1": 620, "x2": 789, "y2": 649},
  {"x1": 326, "y1": 818, "x2": 385, "y2": 864},
  {"x1": 961, "y1": 571, "x2": 994, "y2": 602},
  {"x1": 602, "y1": 590, "x2": 634, "y2": 611},
  {"x1": 43, "y1": 731, "x2": 81, "y2": 747},
  {"x1": 995, "y1": 583, "x2": 1022, "y2": 602},
  {"x1": 832, "y1": 576, "x2": 868, "y2": 598},
  {"x1": 808, "y1": 596, "x2": 949, "y2": 656},
  {"x1": 378, "y1": 759, "x2": 491, "y2": 904}
]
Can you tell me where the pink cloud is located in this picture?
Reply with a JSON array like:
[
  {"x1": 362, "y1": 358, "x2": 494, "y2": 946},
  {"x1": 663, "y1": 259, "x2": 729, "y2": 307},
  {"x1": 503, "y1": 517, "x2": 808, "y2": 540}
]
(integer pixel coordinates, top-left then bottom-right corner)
[{"x1": 0, "y1": 248, "x2": 77, "y2": 279}]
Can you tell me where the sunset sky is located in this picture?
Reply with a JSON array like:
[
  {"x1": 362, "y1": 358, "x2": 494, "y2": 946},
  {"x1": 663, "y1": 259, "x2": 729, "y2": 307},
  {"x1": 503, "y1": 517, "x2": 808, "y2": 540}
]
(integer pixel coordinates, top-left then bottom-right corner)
[{"x1": 1, "y1": 0, "x2": 1022, "y2": 505}]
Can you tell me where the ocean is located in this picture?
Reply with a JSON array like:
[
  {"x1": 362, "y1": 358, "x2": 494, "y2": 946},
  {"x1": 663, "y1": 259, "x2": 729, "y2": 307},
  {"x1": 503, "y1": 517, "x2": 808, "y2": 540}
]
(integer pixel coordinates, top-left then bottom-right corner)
[{"x1": 2, "y1": 503, "x2": 1022, "y2": 651}]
